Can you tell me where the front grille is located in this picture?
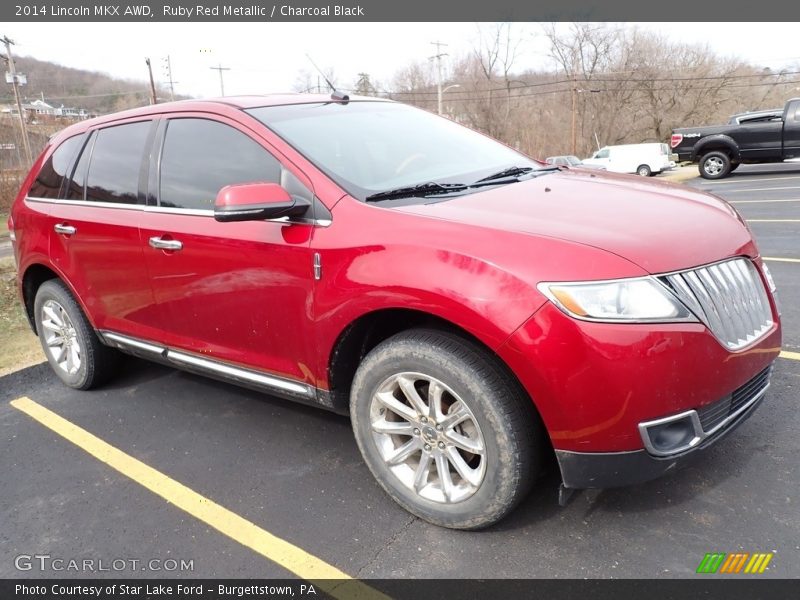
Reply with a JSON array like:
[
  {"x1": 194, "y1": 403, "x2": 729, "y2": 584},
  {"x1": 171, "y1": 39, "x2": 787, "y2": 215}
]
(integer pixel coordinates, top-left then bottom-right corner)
[
  {"x1": 659, "y1": 258, "x2": 773, "y2": 351},
  {"x1": 697, "y1": 366, "x2": 772, "y2": 432}
]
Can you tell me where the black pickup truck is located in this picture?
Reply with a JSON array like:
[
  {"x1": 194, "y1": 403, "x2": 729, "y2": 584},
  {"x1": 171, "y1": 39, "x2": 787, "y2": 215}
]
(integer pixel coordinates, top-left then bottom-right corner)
[{"x1": 671, "y1": 97, "x2": 800, "y2": 179}]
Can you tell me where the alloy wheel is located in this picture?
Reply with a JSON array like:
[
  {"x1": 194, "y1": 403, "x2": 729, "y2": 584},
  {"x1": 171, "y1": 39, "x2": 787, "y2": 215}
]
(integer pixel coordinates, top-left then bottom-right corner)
[{"x1": 369, "y1": 372, "x2": 487, "y2": 504}]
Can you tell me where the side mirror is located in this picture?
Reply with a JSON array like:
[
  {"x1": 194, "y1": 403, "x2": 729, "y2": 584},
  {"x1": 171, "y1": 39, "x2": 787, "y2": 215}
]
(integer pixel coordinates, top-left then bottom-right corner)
[{"x1": 214, "y1": 182, "x2": 311, "y2": 223}]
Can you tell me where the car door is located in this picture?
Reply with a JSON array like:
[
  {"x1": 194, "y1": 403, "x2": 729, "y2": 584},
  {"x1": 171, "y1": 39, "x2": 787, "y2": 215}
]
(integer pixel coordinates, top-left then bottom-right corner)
[
  {"x1": 139, "y1": 114, "x2": 319, "y2": 384},
  {"x1": 46, "y1": 119, "x2": 164, "y2": 340},
  {"x1": 782, "y1": 100, "x2": 800, "y2": 159},
  {"x1": 736, "y1": 117, "x2": 784, "y2": 161}
]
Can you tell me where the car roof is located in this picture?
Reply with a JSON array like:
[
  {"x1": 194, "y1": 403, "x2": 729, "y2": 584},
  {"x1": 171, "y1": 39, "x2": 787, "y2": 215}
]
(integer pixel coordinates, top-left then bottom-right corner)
[{"x1": 50, "y1": 93, "x2": 391, "y2": 144}]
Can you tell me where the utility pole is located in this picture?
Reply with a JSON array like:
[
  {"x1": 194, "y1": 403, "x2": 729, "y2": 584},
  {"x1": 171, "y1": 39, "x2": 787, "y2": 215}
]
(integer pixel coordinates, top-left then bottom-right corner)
[
  {"x1": 162, "y1": 55, "x2": 177, "y2": 101},
  {"x1": 2, "y1": 35, "x2": 32, "y2": 164},
  {"x1": 145, "y1": 58, "x2": 157, "y2": 105},
  {"x1": 210, "y1": 63, "x2": 230, "y2": 96},
  {"x1": 430, "y1": 40, "x2": 448, "y2": 115},
  {"x1": 570, "y1": 71, "x2": 577, "y2": 155}
]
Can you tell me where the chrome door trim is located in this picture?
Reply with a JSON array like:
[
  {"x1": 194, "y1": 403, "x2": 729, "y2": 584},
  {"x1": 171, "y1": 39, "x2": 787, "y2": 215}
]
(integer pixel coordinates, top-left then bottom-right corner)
[
  {"x1": 27, "y1": 196, "x2": 332, "y2": 226},
  {"x1": 103, "y1": 331, "x2": 165, "y2": 356},
  {"x1": 98, "y1": 330, "x2": 315, "y2": 400}
]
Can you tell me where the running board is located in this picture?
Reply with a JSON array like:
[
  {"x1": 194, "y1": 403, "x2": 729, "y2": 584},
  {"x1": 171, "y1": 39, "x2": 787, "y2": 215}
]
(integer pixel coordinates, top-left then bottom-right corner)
[{"x1": 99, "y1": 330, "x2": 318, "y2": 404}]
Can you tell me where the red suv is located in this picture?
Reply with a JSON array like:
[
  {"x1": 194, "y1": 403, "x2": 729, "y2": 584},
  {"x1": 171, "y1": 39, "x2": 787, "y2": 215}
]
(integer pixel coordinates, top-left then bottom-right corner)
[{"x1": 8, "y1": 95, "x2": 782, "y2": 529}]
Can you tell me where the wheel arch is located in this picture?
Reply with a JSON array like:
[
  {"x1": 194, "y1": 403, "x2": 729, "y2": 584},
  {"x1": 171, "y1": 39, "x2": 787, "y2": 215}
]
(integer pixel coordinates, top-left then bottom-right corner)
[
  {"x1": 21, "y1": 263, "x2": 61, "y2": 333},
  {"x1": 325, "y1": 307, "x2": 541, "y2": 422},
  {"x1": 20, "y1": 261, "x2": 93, "y2": 335},
  {"x1": 692, "y1": 136, "x2": 740, "y2": 162}
]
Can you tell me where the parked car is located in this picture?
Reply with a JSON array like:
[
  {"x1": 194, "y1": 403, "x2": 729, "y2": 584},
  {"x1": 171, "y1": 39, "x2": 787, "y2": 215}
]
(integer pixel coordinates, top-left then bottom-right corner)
[
  {"x1": 546, "y1": 155, "x2": 606, "y2": 170},
  {"x1": 545, "y1": 155, "x2": 582, "y2": 167},
  {"x1": 671, "y1": 98, "x2": 800, "y2": 179},
  {"x1": 9, "y1": 94, "x2": 781, "y2": 529},
  {"x1": 582, "y1": 143, "x2": 674, "y2": 176}
]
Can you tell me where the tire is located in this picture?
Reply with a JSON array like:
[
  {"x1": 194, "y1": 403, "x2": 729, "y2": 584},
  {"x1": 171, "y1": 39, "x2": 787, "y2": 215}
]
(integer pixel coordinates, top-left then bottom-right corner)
[
  {"x1": 34, "y1": 279, "x2": 120, "y2": 390},
  {"x1": 350, "y1": 328, "x2": 543, "y2": 529},
  {"x1": 699, "y1": 151, "x2": 732, "y2": 179},
  {"x1": 636, "y1": 164, "x2": 652, "y2": 177}
]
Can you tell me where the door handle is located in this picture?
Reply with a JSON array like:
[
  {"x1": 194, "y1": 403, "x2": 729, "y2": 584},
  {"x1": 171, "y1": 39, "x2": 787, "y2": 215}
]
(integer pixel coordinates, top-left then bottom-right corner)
[
  {"x1": 148, "y1": 236, "x2": 183, "y2": 251},
  {"x1": 54, "y1": 223, "x2": 77, "y2": 235}
]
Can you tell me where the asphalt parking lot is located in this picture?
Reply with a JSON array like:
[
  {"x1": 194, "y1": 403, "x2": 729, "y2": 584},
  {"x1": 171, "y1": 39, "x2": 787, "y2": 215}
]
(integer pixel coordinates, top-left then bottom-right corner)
[{"x1": 1, "y1": 163, "x2": 799, "y2": 582}]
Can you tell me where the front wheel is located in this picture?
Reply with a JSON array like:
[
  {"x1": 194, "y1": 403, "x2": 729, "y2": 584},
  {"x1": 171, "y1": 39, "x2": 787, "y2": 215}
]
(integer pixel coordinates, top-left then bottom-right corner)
[
  {"x1": 350, "y1": 329, "x2": 543, "y2": 529},
  {"x1": 636, "y1": 164, "x2": 652, "y2": 177}
]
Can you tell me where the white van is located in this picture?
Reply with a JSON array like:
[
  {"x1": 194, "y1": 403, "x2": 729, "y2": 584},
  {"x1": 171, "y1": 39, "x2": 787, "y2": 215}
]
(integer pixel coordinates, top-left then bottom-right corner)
[{"x1": 582, "y1": 143, "x2": 674, "y2": 176}]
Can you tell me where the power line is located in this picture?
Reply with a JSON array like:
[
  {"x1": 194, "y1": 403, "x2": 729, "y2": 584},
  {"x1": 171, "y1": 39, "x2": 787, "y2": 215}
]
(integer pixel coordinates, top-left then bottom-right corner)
[
  {"x1": 378, "y1": 69, "x2": 800, "y2": 97},
  {"x1": 348, "y1": 76, "x2": 800, "y2": 105}
]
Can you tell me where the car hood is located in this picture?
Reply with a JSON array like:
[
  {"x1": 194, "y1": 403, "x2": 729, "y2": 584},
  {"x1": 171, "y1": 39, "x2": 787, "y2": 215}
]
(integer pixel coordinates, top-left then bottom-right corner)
[{"x1": 393, "y1": 169, "x2": 757, "y2": 275}]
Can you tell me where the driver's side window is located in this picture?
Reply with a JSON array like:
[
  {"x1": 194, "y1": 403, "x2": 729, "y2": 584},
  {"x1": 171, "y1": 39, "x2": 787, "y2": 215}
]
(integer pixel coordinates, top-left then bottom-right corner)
[
  {"x1": 159, "y1": 118, "x2": 284, "y2": 211},
  {"x1": 595, "y1": 148, "x2": 610, "y2": 159}
]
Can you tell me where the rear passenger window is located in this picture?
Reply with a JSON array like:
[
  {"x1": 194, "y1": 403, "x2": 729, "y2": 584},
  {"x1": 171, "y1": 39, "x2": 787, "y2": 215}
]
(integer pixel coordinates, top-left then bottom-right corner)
[
  {"x1": 66, "y1": 131, "x2": 95, "y2": 201},
  {"x1": 85, "y1": 121, "x2": 150, "y2": 204},
  {"x1": 28, "y1": 134, "x2": 84, "y2": 198},
  {"x1": 159, "y1": 118, "x2": 281, "y2": 210}
]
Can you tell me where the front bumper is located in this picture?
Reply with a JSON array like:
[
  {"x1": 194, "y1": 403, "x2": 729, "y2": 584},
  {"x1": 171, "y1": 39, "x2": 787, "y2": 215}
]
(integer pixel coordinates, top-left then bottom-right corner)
[{"x1": 556, "y1": 365, "x2": 772, "y2": 488}]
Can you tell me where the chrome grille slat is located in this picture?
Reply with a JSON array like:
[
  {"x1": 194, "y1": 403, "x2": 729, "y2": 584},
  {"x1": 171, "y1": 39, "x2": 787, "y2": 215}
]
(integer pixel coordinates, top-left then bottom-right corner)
[
  {"x1": 659, "y1": 258, "x2": 773, "y2": 351},
  {"x1": 724, "y1": 261, "x2": 758, "y2": 335},
  {"x1": 717, "y1": 261, "x2": 752, "y2": 342}
]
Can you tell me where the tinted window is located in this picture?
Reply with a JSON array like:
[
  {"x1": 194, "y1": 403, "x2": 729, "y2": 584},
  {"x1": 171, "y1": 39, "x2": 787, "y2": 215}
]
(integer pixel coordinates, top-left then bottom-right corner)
[
  {"x1": 86, "y1": 121, "x2": 150, "y2": 204},
  {"x1": 66, "y1": 131, "x2": 95, "y2": 201},
  {"x1": 29, "y1": 134, "x2": 84, "y2": 198},
  {"x1": 159, "y1": 118, "x2": 281, "y2": 210},
  {"x1": 596, "y1": 148, "x2": 610, "y2": 159}
]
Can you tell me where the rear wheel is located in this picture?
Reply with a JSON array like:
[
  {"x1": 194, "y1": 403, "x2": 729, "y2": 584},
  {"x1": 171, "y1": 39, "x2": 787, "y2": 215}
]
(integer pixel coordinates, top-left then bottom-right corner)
[
  {"x1": 636, "y1": 164, "x2": 652, "y2": 177},
  {"x1": 350, "y1": 329, "x2": 543, "y2": 529},
  {"x1": 34, "y1": 280, "x2": 120, "y2": 389},
  {"x1": 699, "y1": 151, "x2": 732, "y2": 179}
]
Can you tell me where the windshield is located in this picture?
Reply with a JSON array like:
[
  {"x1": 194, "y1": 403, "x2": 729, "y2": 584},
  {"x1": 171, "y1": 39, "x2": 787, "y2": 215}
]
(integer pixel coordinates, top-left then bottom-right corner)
[{"x1": 247, "y1": 101, "x2": 540, "y2": 203}]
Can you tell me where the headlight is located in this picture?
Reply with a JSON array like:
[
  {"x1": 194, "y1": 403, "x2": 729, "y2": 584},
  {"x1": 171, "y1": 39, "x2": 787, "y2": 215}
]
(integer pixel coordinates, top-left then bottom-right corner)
[{"x1": 538, "y1": 277, "x2": 697, "y2": 323}]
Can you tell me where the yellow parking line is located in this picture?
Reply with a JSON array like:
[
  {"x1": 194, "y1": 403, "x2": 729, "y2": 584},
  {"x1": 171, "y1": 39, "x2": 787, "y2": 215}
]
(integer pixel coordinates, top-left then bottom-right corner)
[
  {"x1": 725, "y1": 187, "x2": 800, "y2": 193},
  {"x1": 730, "y1": 198, "x2": 800, "y2": 204},
  {"x1": 700, "y1": 176, "x2": 800, "y2": 185},
  {"x1": 763, "y1": 257, "x2": 800, "y2": 263},
  {"x1": 10, "y1": 397, "x2": 385, "y2": 600},
  {"x1": 781, "y1": 350, "x2": 800, "y2": 361}
]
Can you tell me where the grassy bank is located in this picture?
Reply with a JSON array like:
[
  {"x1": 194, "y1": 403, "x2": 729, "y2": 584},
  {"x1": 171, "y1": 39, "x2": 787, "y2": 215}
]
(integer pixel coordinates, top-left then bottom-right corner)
[{"x1": 0, "y1": 256, "x2": 44, "y2": 375}]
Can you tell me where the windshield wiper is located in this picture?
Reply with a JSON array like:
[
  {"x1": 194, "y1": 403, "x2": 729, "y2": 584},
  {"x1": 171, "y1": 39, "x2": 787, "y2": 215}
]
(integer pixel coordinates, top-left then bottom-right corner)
[
  {"x1": 475, "y1": 165, "x2": 561, "y2": 183},
  {"x1": 476, "y1": 166, "x2": 535, "y2": 182},
  {"x1": 365, "y1": 182, "x2": 467, "y2": 202}
]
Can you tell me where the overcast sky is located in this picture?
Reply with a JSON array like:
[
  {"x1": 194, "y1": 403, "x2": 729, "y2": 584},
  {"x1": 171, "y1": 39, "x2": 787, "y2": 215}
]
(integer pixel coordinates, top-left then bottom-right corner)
[{"x1": 4, "y1": 22, "x2": 800, "y2": 101}]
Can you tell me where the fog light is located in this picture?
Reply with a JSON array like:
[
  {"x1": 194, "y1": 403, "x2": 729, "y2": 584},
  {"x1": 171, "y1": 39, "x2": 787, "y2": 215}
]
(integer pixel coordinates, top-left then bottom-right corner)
[{"x1": 639, "y1": 411, "x2": 702, "y2": 457}]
